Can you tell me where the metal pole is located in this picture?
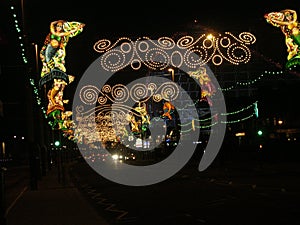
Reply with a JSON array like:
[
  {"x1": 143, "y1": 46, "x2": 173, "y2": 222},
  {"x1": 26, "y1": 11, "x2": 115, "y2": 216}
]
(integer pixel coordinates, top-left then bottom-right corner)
[
  {"x1": 34, "y1": 44, "x2": 39, "y2": 73},
  {"x1": 20, "y1": 0, "x2": 25, "y2": 30},
  {"x1": 0, "y1": 167, "x2": 7, "y2": 225}
]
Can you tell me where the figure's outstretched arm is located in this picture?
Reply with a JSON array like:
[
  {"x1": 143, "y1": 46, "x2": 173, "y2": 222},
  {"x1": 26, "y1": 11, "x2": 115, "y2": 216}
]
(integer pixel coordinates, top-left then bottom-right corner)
[
  {"x1": 265, "y1": 9, "x2": 297, "y2": 26},
  {"x1": 50, "y1": 21, "x2": 85, "y2": 37}
]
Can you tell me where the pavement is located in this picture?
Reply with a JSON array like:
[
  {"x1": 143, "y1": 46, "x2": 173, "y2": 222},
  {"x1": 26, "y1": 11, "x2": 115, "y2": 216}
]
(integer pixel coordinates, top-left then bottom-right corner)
[{"x1": 5, "y1": 162, "x2": 110, "y2": 225}]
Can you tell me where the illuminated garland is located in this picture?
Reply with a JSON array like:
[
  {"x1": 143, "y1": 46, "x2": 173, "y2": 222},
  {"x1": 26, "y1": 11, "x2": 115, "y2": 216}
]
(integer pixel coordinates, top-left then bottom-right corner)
[
  {"x1": 218, "y1": 70, "x2": 284, "y2": 91},
  {"x1": 9, "y1": 2, "x2": 28, "y2": 64},
  {"x1": 177, "y1": 100, "x2": 258, "y2": 130},
  {"x1": 75, "y1": 78, "x2": 259, "y2": 143}
]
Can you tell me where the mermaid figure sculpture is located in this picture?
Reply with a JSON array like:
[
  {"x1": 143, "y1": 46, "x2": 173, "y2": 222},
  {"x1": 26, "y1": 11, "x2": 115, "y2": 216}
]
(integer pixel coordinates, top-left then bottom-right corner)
[
  {"x1": 40, "y1": 20, "x2": 85, "y2": 80},
  {"x1": 265, "y1": 9, "x2": 300, "y2": 69},
  {"x1": 39, "y1": 20, "x2": 85, "y2": 138},
  {"x1": 188, "y1": 66, "x2": 216, "y2": 106}
]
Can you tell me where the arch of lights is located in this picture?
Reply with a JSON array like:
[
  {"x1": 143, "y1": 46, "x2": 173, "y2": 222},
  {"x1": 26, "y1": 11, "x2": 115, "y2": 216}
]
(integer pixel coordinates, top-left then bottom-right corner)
[{"x1": 73, "y1": 32, "x2": 256, "y2": 145}]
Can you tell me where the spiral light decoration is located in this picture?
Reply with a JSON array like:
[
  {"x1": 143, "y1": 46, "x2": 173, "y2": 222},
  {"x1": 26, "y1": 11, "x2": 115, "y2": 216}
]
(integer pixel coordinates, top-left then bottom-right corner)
[{"x1": 94, "y1": 32, "x2": 256, "y2": 71}]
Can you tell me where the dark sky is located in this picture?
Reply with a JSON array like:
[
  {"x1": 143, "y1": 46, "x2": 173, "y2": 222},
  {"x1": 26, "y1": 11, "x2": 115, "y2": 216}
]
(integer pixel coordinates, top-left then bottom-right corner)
[
  {"x1": 1, "y1": 0, "x2": 300, "y2": 87},
  {"x1": 1, "y1": 0, "x2": 300, "y2": 70},
  {"x1": 1, "y1": 0, "x2": 300, "y2": 103}
]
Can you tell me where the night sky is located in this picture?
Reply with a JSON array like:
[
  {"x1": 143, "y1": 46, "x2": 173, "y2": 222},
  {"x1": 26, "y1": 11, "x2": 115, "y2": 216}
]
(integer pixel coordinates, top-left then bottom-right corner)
[{"x1": 1, "y1": 0, "x2": 300, "y2": 68}]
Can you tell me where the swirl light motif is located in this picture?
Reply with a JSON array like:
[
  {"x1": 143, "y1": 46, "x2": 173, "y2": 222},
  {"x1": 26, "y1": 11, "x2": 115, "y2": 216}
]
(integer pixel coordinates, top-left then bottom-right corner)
[
  {"x1": 94, "y1": 32, "x2": 256, "y2": 71},
  {"x1": 74, "y1": 82, "x2": 180, "y2": 144}
]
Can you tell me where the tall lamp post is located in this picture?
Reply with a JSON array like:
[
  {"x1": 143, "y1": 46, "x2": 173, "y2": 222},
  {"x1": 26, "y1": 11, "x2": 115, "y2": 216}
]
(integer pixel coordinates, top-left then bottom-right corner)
[{"x1": 33, "y1": 43, "x2": 49, "y2": 176}]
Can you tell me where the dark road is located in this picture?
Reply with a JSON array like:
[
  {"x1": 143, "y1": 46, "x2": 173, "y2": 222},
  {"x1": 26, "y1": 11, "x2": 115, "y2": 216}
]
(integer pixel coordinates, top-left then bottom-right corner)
[{"x1": 69, "y1": 157, "x2": 300, "y2": 225}]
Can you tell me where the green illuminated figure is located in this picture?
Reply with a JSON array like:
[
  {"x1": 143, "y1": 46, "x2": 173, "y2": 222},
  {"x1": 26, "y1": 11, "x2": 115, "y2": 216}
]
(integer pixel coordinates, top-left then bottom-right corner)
[
  {"x1": 265, "y1": 9, "x2": 300, "y2": 69},
  {"x1": 39, "y1": 20, "x2": 84, "y2": 140}
]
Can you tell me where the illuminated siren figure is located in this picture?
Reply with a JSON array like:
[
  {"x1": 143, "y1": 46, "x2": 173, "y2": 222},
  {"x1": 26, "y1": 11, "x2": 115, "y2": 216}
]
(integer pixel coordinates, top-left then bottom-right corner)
[
  {"x1": 265, "y1": 9, "x2": 300, "y2": 69},
  {"x1": 39, "y1": 20, "x2": 85, "y2": 139},
  {"x1": 129, "y1": 102, "x2": 151, "y2": 139},
  {"x1": 162, "y1": 100, "x2": 175, "y2": 120},
  {"x1": 188, "y1": 67, "x2": 216, "y2": 107}
]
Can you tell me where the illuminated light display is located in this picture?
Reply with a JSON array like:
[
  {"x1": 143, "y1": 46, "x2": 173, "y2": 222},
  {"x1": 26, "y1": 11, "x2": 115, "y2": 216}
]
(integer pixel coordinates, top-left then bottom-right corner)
[
  {"x1": 265, "y1": 9, "x2": 300, "y2": 69},
  {"x1": 7, "y1": 1, "x2": 281, "y2": 169},
  {"x1": 187, "y1": 66, "x2": 216, "y2": 106},
  {"x1": 70, "y1": 33, "x2": 257, "y2": 145},
  {"x1": 75, "y1": 81, "x2": 180, "y2": 144},
  {"x1": 94, "y1": 32, "x2": 256, "y2": 71},
  {"x1": 162, "y1": 100, "x2": 175, "y2": 120},
  {"x1": 32, "y1": 21, "x2": 258, "y2": 145},
  {"x1": 39, "y1": 20, "x2": 85, "y2": 140}
]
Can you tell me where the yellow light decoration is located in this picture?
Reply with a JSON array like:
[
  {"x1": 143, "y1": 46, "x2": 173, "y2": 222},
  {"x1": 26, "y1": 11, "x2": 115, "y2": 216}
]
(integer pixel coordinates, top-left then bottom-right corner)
[
  {"x1": 264, "y1": 9, "x2": 300, "y2": 68},
  {"x1": 94, "y1": 32, "x2": 256, "y2": 71},
  {"x1": 74, "y1": 72, "x2": 263, "y2": 144},
  {"x1": 74, "y1": 81, "x2": 181, "y2": 143}
]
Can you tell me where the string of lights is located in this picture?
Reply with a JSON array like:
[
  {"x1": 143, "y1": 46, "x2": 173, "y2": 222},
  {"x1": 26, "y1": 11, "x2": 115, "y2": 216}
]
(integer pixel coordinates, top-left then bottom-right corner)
[
  {"x1": 218, "y1": 70, "x2": 285, "y2": 91},
  {"x1": 8, "y1": 1, "x2": 28, "y2": 64},
  {"x1": 176, "y1": 100, "x2": 258, "y2": 131}
]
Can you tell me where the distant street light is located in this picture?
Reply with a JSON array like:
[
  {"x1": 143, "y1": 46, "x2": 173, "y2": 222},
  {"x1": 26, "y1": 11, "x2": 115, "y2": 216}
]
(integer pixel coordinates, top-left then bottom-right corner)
[
  {"x1": 34, "y1": 43, "x2": 39, "y2": 74},
  {"x1": 54, "y1": 140, "x2": 60, "y2": 147},
  {"x1": 168, "y1": 68, "x2": 174, "y2": 81}
]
